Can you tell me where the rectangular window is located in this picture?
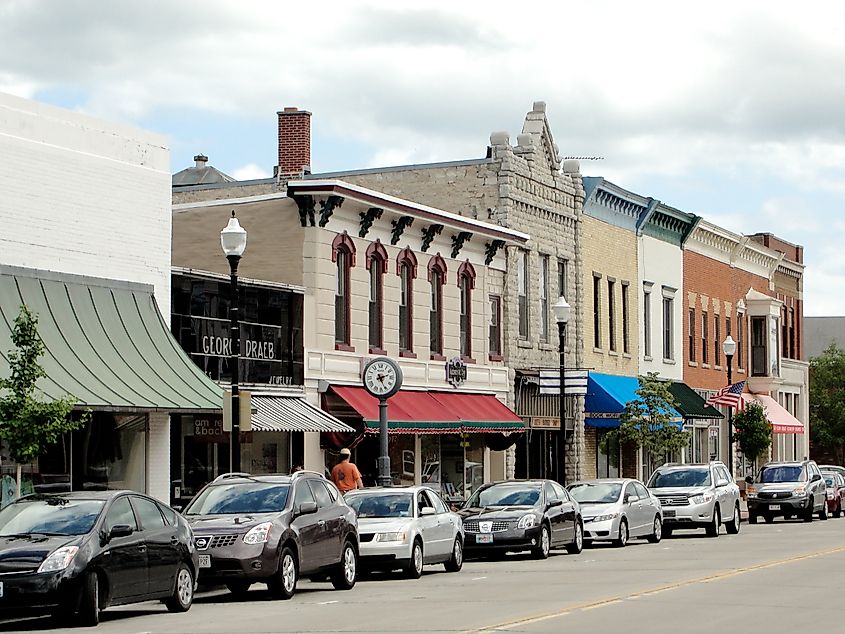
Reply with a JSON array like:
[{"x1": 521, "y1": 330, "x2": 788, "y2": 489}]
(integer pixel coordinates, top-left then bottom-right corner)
[
  {"x1": 460, "y1": 276, "x2": 472, "y2": 359},
  {"x1": 714, "y1": 315, "x2": 721, "y2": 366},
  {"x1": 368, "y1": 263, "x2": 383, "y2": 350},
  {"x1": 701, "y1": 311, "x2": 709, "y2": 364},
  {"x1": 429, "y1": 271, "x2": 443, "y2": 356},
  {"x1": 688, "y1": 308, "x2": 696, "y2": 362},
  {"x1": 558, "y1": 258, "x2": 569, "y2": 301},
  {"x1": 726, "y1": 316, "x2": 731, "y2": 339},
  {"x1": 607, "y1": 279, "x2": 616, "y2": 352},
  {"x1": 622, "y1": 283, "x2": 630, "y2": 354},
  {"x1": 335, "y1": 251, "x2": 349, "y2": 345},
  {"x1": 539, "y1": 255, "x2": 549, "y2": 341},
  {"x1": 593, "y1": 275, "x2": 602, "y2": 349},
  {"x1": 643, "y1": 288, "x2": 652, "y2": 358},
  {"x1": 789, "y1": 307, "x2": 796, "y2": 359},
  {"x1": 662, "y1": 296, "x2": 673, "y2": 360},
  {"x1": 518, "y1": 251, "x2": 529, "y2": 339},
  {"x1": 751, "y1": 316, "x2": 767, "y2": 376},
  {"x1": 398, "y1": 264, "x2": 412, "y2": 353},
  {"x1": 782, "y1": 305, "x2": 788, "y2": 360},
  {"x1": 489, "y1": 295, "x2": 501, "y2": 358},
  {"x1": 737, "y1": 313, "x2": 744, "y2": 369}
]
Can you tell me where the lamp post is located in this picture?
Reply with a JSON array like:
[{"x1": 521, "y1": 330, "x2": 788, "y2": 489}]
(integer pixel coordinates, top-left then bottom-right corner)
[
  {"x1": 221, "y1": 211, "x2": 247, "y2": 473},
  {"x1": 553, "y1": 296, "x2": 571, "y2": 486},
  {"x1": 722, "y1": 335, "x2": 737, "y2": 477}
]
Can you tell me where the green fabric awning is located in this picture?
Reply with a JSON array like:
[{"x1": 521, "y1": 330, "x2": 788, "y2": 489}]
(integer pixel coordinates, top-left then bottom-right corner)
[
  {"x1": 0, "y1": 266, "x2": 223, "y2": 412},
  {"x1": 668, "y1": 381, "x2": 723, "y2": 420}
]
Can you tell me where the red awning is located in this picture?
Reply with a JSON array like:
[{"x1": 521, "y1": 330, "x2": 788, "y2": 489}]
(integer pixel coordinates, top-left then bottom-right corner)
[
  {"x1": 429, "y1": 392, "x2": 524, "y2": 432},
  {"x1": 741, "y1": 393, "x2": 804, "y2": 434}
]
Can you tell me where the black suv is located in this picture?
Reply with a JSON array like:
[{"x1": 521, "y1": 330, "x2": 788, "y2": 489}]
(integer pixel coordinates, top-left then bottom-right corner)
[
  {"x1": 746, "y1": 460, "x2": 828, "y2": 523},
  {"x1": 184, "y1": 472, "x2": 358, "y2": 599}
]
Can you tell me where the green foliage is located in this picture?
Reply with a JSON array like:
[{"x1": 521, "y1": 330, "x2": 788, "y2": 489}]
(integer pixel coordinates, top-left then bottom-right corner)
[
  {"x1": 809, "y1": 343, "x2": 845, "y2": 463},
  {"x1": 0, "y1": 305, "x2": 87, "y2": 465},
  {"x1": 733, "y1": 401, "x2": 772, "y2": 463},
  {"x1": 599, "y1": 372, "x2": 689, "y2": 465}
]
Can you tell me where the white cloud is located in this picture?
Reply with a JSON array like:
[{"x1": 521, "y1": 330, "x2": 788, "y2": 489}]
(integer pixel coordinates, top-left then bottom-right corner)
[{"x1": 231, "y1": 163, "x2": 271, "y2": 181}]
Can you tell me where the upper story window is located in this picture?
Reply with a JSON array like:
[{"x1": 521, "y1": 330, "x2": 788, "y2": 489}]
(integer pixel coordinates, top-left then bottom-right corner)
[
  {"x1": 489, "y1": 295, "x2": 502, "y2": 360},
  {"x1": 518, "y1": 250, "x2": 529, "y2": 339},
  {"x1": 622, "y1": 282, "x2": 630, "y2": 355},
  {"x1": 558, "y1": 258, "x2": 569, "y2": 301},
  {"x1": 332, "y1": 232, "x2": 356, "y2": 351},
  {"x1": 789, "y1": 306, "x2": 796, "y2": 359},
  {"x1": 662, "y1": 287, "x2": 675, "y2": 361},
  {"x1": 737, "y1": 312, "x2": 745, "y2": 369},
  {"x1": 688, "y1": 308, "x2": 696, "y2": 363},
  {"x1": 607, "y1": 279, "x2": 616, "y2": 352},
  {"x1": 539, "y1": 255, "x2": 549, "y2": 342},
  {"x1": 643, "y1": 284, "x2": 652, "y2": 359},
  {"x1": 397, "y1": 247, "x2": 418, "y2": 357},
  {"x1": 751, "y1": 316, "x2": 767, "y2": 376},
  {"x1": 366, "y1": 240, "x2": 387, "y2": 353},
  {"x1": 714, "y1": 314, "x2": 721, "y2": 366},
  {"x1": 458, "y1": 261, "x2": 476, "y2": 361},
  {"x1": 701, "y1": 310, "x2": 709, "y2": 365},
  {"x1": 428, "y1": 254, "x2": 447, "y2": 360},
  {"x1": 593, "y1": 274, "x2": 602, "y2": 349}
]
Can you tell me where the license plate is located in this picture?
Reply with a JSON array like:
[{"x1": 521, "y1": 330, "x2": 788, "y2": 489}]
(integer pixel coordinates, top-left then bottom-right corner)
[
  {"x1": 475, "y1": 534, "x2": 493, "y2": 544},
  {"x1": 769, "y1": 504, "x2": 781, "y2": 511},
  {"x1": 198, "y1": 555, "x2": 211, "y2": 568},
  {"x1": 663, "y1": 510, "x2": 676, "y2": 518}
]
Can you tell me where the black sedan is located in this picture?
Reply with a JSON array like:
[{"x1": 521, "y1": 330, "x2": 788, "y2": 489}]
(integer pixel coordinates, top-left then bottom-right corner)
[
  {"x1": 459, "y1": 480, "x2": 583, "y2": 559},
  {"x1": 0, "y1": 491, "x2": 198, "y2": 626}
]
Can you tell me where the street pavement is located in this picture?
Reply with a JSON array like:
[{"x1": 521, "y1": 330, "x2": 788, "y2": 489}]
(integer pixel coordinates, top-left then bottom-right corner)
[{"x1": 2, "y1": 517, "x2": 843, "y2": 634}]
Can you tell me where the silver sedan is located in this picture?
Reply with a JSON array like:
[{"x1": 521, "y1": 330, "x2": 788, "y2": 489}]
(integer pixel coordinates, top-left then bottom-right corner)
[
  {"x1": 568, "y1": 479, "x2": 663, "y2": 547},
  {"x1": 345, "y1": 486, "x2": 464, "y2": 578}
]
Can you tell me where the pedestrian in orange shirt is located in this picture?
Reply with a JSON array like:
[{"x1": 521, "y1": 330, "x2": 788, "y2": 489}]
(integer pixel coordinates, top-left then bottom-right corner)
[{"x1": 331, "y1": 448, "x2": 364, "y2": 493}]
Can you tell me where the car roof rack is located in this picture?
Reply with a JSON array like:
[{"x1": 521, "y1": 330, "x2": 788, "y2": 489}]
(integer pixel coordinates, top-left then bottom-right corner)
[
  {"x1": 291, "y1": 470, "x2": 325, "y2": 480},
  {"x1": 212, "y1": 472, "x2": 252, "y2": 483}
]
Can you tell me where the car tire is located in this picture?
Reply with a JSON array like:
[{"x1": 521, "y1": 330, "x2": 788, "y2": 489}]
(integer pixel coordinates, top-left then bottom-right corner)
[
  {"x1": 444, "y1": 536, "x2": 463, "y2": 573},
  {"x1": 835, "y1": 503, "x2": 842, "y2": 519},
  {"x1": 76, "y1": 571, "x2": 100, "y2": 627},
  {"x1": 164, "y1": 563, "x2": 194, "y2": 613},
  {"x1": 726, "y1": 503, "x2": 741, "y2": 534},
  {"x1": 225, "y1": 581, "x2": 252, "y2": 597},
  {"x1": 663, "y1": 525, "x2": 674, "y2": 537},
  {"x1": 764, "y1": 513, "x2": 774, "y2": 524},
  {"x1": 706, "y1": 506, "x2": 721, "y2": 537},
  {"x1": 819, "y1": 502, "x2": 828, "y2": 521},
  {"x1": 405, "y1": 539, "x2": 424, "y2": 579},
  {"x1": 565, "y1": 520, "x2": 583, "y2": 555},
  {"x1": 268, "y1": 546, "x2": 298, "y2": 600},
  {"x1": 532, "y1": 524, "x2": 551, "y2": 559},
  {"x1": 803, "y1": 507, "x2": 814, "y2": 523},
  {"x1": 647, "y1": 515, "x2": 662, "y2": 543},
  {"x1": 331, "y1": 540, "x2": 358, "y2": 590},
  {"x1": 613, "y1": 519, "x2": 628, "y2": 548},
  {"x1": 748, "y1": 513, "x2": 758, "y2": 525}
]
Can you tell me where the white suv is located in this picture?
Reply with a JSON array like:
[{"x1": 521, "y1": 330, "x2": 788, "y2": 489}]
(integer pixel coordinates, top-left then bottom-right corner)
[{"x1": 647, "y1": 462, "x2": 741, "y2": 538}]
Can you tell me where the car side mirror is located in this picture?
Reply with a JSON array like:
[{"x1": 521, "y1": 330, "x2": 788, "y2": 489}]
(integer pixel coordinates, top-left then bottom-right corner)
[
  {"x1": 297, "y1": 501, "x2": 318, "y2": 516},
  {"x1": 716, "y1": 478, "x2": 729, "y2": 488},
  {"x1": 811, "y1": 473, "x2": 822, "y2": 482},
  {"x1": 420, "y1": 507, "x2": 436, "y2": 516},
  {"x1": 108, "y1": 524, "x2": 134, "y2": 540},
  {"x1": 172, "y1": 505, "x2": 183, "y2": 513},
  {"x1": 745, "y1": 476, "x2": 753, "y2": 485},
  {"x1": 547, "y1": 499, "x2": 563, "y2": 508},
  {"x1": 625, "y1": 495, "x2": 639, "y2": 504}
]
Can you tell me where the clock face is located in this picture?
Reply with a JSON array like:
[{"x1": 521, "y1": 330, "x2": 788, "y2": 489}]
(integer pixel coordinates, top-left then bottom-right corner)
[{"x1": 363, "y1": 358, "x2": 402, "y2": 398}]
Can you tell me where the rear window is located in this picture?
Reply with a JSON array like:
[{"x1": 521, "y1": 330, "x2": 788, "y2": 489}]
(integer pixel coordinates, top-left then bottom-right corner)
[
  {"x1": 185, "y1": 483, "x2": 290, "y2": 515},
  {"x1": 648, "y1": 469, "x2": 711, "y2": 488}
]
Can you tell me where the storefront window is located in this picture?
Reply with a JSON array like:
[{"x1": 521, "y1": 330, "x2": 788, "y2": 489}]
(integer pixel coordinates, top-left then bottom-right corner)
[
  {"x1": 388, "y1": 435, "x2": 415, "y2": 486},
  {"x1": 421, "y1": 435, "x2": 441, "y2": 490},
  {"x1": 597, "y1": 429, "x2": 620, "y2": 478}
]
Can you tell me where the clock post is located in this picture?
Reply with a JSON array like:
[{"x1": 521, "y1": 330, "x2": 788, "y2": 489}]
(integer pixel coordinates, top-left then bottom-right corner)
[
  {"x1": 377, "y1": 397, "x2": 390, "y2": 487},
  {"x1": 362, "y1": 357, "x2": 403, "y2": 488}
]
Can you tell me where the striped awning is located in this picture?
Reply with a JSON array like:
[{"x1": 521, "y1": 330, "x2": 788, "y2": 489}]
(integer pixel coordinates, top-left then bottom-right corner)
[{"x1": 251, "y1": 395, "x2": 354, "y2": 433}]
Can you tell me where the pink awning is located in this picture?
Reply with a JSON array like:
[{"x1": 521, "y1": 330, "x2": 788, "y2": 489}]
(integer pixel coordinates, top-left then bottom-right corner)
[{"x1": 741, "y1": 394, "x2": 804, "y2": 434}]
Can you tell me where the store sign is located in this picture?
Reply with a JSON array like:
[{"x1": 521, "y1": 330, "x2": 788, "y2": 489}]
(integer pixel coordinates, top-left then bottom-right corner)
[
  {"x1": 193, "y1": 416, "x2": 225, "y2": 442},
  {"x1": 446, "y1": 357, "x2": 468, "y2": 388},
  {"x1": 530, "y1": 417, "x2": 560, "y2": 429}
]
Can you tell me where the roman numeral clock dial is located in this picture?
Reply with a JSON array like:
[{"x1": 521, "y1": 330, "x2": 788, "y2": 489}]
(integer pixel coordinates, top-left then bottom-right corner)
[{"x1": 362, "y1": 357, "x2": 403, "y2": 399}]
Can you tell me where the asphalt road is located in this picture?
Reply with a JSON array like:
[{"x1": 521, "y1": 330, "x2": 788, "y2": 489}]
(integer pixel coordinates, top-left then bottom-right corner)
[{"x1": 3, "y1": 517, "x2": 844, "y2": 634}]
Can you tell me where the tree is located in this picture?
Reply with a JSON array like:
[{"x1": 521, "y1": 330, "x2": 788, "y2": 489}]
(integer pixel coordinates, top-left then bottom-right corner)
[
  {"x1": 0, "y1": 305, "x2": 87, "y2": 497},
  {"x1": 733, "y1": 401, "x2": 772, "y2": 468},
  {"x1": 809, "y1": 343, "x2": 845, "y2": 464},
  {"x1": 600, "y1": 372, "x2": 689, "y2": 467}
]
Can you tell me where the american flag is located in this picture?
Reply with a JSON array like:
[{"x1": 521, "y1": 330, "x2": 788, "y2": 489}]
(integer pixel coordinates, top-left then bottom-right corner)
[{"x1": 705, "y1": 381, "x2": 746, "y2": 410}]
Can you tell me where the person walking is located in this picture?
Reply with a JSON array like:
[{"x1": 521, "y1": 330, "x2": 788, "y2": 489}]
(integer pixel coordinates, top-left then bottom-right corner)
[{"x1": 331, "y1": 448, "x2": 364, "y2": 493}]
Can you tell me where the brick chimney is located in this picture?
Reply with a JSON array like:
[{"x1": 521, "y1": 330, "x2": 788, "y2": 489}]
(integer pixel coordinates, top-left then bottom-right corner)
[{"x1": 277, "y1": 107, "x2": 311, "y2": 177}]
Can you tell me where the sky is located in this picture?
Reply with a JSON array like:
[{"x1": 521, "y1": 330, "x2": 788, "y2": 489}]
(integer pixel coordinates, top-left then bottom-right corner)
[{"x1": 2, "y1": 0, "x2": 843, "y2": 314}]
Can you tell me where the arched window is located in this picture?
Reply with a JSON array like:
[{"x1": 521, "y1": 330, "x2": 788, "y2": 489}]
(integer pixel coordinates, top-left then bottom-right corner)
[
  {"x1": 458, "y1": 260, "x2": 476, "y2": 362},
  {"x1": 397, "y1": 247, "x2": 418, "y2": 357},
  {"x1": 332, "y1": 232, "x2": 356, "y2": 351},
  {"x1": 427, "y1": 254, "x2": 447, "y2": 360},
  {"x1": 366, "y1": 240, "x2": 388, "y2": 353}
]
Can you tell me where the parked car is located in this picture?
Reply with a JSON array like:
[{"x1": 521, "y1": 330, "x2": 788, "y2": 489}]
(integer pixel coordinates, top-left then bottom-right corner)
[
  {"x1": 819, "y1": 465, "x2": 845, "y2": 480},
  {"x1": 745, "y1": 460, "x2": 828, "y2": 523},
  {"x1": 459, "y1": 479, "x2": 583, "y2": 558},
  {"x1": 344, "y1": 486, "x2": 463, "y2": 578},
  {"x1": 0, "y1": 491, "x2": 196, "y2": 626},
  {"x1": 568, "y1": 479, "x2": 663, "y2": 547},
  {"x1": 647, "y1": 461, "x2": 741, "y2": 537},
  {"x1": 822, "y1": 471, "x2": 845, "y2": 518},
  {"x1": 184, "y1": 471, "x2": 358, "y2": 600}
]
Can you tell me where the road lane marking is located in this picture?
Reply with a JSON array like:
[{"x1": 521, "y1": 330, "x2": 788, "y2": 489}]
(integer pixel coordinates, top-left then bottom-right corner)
[
  {"x1": 472, "y1": 576, "x2": 488, "y2": 581},
  {"x1": 317, "y1": 600, "x2": 339, "y2": 605},
  {"x1": 462, "y1": 543, "x2": 845, "y2": 633}
]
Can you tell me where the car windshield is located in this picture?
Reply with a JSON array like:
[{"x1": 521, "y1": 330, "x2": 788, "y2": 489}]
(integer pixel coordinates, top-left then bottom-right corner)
[
  {"x1": 756, "y1": 466, "x2": 804, "y2": 483},
  {"x1": 0, "y1": 497, "x2": 105, "y2": 536},
  {"x1": 568, "y1": 483, "x2": 622, "y2": 504},
  {"x1": 466, "y1": 484, "x2": 540, "y2": 508},
  {"x1": 185, "y1": 483, "x2": 290, "y2": 515},
  {"x1": 648, "y1": 469, "x2": 711, "y2": 488},
  {"x1": 346, "y1": 493, "x2": 413, "y2": 518}
]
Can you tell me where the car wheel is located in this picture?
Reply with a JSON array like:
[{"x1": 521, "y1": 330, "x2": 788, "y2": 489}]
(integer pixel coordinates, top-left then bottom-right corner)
[
  {"x1": 819, "y1": 500, "x2": 829, "y2": 520},
  {"x1": 748, "y1": 513, "x2": 758, "y2": 525},
  {"x1": 268, "y1": 546, "x2": 298, "y2": 600},
  {"x1": 613, "y1": 519, "x2": 628, "y2": 548},
  {"x1": 532, "y1": 525, "x2": 551, "y2": 559},
  {"x1": 763, "y1": 513, "x2": 774, "y2": 524},
  {"x1": 803, "y1": 507, "x2": 814, "y2": 523},
  {"x1": 225, "y1": 581, "x2": 252, "y2": 597},
  {"x1": 164, "y1": 563, "x2": 194, "y2": 613},
  {"x1": 663, "y1": 525, "x2": 674, "y2": 537},
  {"x1": 566, "y1": 520, "x2": 583, "y2": 555},
  {"x1": 726, "y1": 503, "x2": 741, "y2": 534},
  {"x1": 76, "y1": 571, "x2": 100, "y2": 627},
  {"x1": 706, "y1": 506, "x2": 721, "y2": 537},
  {"x1": 331, "y1": 540, "x2": 358, "y2": 590},
  {"x1": 405, "y1": 539, "x2": 424, "y2": 579},
  {"x1": 647, "y1": 515, "x2": 662, "y2": 543},
  {"x1": 835, "y1": 502, "x2": 842, "y2": 519},
  {"x1": 444, "y1": 536, "x2": 463, "y2": 573}
]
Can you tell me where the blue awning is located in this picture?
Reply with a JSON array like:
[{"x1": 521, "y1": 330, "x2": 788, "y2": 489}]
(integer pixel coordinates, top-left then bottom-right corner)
[{"x1": 585, "y1": 372, "x2": 682, "y2": 428}]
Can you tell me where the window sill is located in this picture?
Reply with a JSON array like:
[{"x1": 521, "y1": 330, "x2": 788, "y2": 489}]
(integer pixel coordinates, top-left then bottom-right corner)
[
  {"x1": 608, "y1": 350, "x2": 619, "y2": 357},
  {"x1": 539, "y1": 343, "x2": 556, "y2": 351},
  {"x1": 622, "y1": 353, "x2": 632, "y2": 359},
  {"x1": 738, "y1": 368, "x2": 746, "y2": 374},
  {"x1": 399, "y1": 350, "x2": 417, "y2": 359},
  {"x1": 430, "y1": 353, "x2": 446, "y2": 362},
  {"x1": 643, "y1": 355, "x2": 653, "y2": 362},
  {"x1": 461, "y1": 356, "x2": 477, "y2": 364},
  {"x1": 714, "y1": 364, "x2": 722, "y2": 371},
  {"x1": 701, "y1": 363, "x2": 711, "y2": 369},
  {"x1": 663, "y1": 358, "x2": 676, "y2": 365},
  {"x1": 593, "y1": 347, "x2": 604, "y2": 354},
  {"x1": 688, "y1": 361, "x2": 698, "y2": 367},
  {"x1": 369, "y1": 347, "x2": 387, "y2": 355},
  {"x1": 488, "y1": 353, "x2": 503, "y2": 362},
  {"x1": 335, "y1": 343, "x2": 355, "y2": 352},
  {"x1": 517, "y1": 340, "x2": 533, "y2": 349}
]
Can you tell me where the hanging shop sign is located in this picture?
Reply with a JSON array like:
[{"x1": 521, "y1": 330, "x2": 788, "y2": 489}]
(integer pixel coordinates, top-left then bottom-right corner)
[{"x1": 446, "y1": 357, "x2": 468, "y2": 388}]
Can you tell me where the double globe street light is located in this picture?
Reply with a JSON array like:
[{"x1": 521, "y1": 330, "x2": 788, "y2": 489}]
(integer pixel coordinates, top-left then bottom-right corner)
[{"x1": 553, "y1": 296, "x2": 572, "y2": 486}]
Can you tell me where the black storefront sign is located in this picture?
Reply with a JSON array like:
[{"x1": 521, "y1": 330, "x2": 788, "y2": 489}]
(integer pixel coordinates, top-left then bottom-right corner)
[{"x1": 446, "y1": 357, "x2": 468, "y2": 387}]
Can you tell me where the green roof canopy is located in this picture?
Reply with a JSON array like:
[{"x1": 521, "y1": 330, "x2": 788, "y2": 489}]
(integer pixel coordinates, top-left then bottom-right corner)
[
  {"x1": 668, "y1": 381, "x2": 723, "y2": 420},
  {"x1": 0, "y1": 266, "x2": 222, "y2": 412}
]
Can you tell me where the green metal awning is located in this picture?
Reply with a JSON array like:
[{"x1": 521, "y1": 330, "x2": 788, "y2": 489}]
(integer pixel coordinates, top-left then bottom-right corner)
[
  {"x1": 0, "y1": 266, "x2": 223, "y2": 412},
  {"x1": 668, "y1": 381, "x2": 723, "y2": 420}
]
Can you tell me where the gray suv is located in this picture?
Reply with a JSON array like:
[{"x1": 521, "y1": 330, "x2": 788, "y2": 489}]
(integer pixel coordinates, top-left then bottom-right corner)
[
  {"x1": 746, "y1": 460, "x2": 827, "y2": 523},
  {"x1": 647, "y1": 462, "x2": 741, "y2": 537}
]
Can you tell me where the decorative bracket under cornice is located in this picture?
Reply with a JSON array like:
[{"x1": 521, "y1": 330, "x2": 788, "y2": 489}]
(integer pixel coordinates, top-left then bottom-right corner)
[
  {"x1": 420, "y1": 224, "x2": 443, "y2": 252},
  {"x1": 293, "y1": 194, "x2": 316, "y2": 227},
  {"x1": 484, "y1": 239, "x2": 506, "y2": 265},
  {"x1": 358, "y1": 207, "x2": 383, "y2": 238},
  {"x1": 391, "y1": 216, "x2": 414, "y2": 245},
  {"x1": 451, "y1": 231, "x2": 473, "y2": 259},
  {"x1": 318, "y1": 196, "x2": 344, "y2": 228}
]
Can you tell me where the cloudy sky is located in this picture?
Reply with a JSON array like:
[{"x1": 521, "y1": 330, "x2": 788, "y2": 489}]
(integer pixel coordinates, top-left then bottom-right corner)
[{"x1": 2, "y1": 0, "x2": 843, "y2": 314}]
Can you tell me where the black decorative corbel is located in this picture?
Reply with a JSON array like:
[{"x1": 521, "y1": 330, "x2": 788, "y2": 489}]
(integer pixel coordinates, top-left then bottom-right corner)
[
  {"x1": 358, "y1": 207, "x2": 383, "y2": 238},
  {"x1": 484, "y1": 239, "x2": 506, "y2": 265},
  {"x1": 420, "y1": 224, "x2": 443, "y2": 252},
  {"x1": 451, "y1": 231, "x2": 473, "y2": 259},
  {"x1": 292, "y1": 194, "x2": 316, "y2": 227},
  {"x1": 390, "y1": 216, "x2": 414, "y2": 245},
  {"x1": 318, "y1": 195, "x2": 344, "y2": 227}
]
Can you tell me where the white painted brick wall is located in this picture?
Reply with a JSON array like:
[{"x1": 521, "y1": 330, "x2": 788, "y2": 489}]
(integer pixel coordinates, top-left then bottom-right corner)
[{"x1": 147, "y1": 412, "x2": 171, "y2": 502}]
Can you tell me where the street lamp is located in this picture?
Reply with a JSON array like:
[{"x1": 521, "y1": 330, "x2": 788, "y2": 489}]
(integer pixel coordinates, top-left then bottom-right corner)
[
  {"x1": 553, "y1": 296, "x2": 571, "y2": 486},
  {"x1": 221, "y1": 211, "x2": 247, "y2": 473},
  {"x1": 722, "y1": 335, "x2": 737, "y2": 477}
]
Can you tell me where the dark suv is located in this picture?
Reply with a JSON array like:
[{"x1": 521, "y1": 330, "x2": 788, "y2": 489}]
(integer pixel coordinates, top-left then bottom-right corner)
[
  {"x1": 746, "y1": 460, "x2": 828, "y2": 523},
  {"x1": 184, "y1": 472, "x2": 358, "y2": 599}
]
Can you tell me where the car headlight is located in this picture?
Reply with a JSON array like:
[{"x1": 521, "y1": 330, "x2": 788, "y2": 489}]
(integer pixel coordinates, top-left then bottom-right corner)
[
  {"x1": 37, "y1": 546, "x2": 79, "y2": 573},
  {"x1": 593, "y1": 513, "x2": 619, "y2": 522},
  {"x1": 517, "y1": 514, "x2": 537, "y2": 530},
  {"x1": 792, "y1": 486, "x2": 807, "y2": 497},
  {"x1": 690, "y1": 493, "x2": 714, "y2": 505},
  {"x1": 746, "y1": 486, "x2": 757, "y2": 498},
  {"x1": 376, "y1": 532, "x2": 407, "y2": 542},
  {"x1": 243, "y1": 522, "x2": 273, "y2": 545}
]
